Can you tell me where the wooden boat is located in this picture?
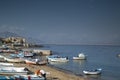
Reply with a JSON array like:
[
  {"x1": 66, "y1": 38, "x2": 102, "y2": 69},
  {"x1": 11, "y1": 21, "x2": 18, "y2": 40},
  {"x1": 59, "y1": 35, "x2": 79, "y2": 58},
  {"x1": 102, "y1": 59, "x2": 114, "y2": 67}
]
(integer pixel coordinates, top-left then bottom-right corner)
[
  {"x1": 4, "y1": 57, "x2": 25, "y2": 63},
  {"x1": 14, "y1": 74, "x2": 45, "y2": 80},
  {"x1": 24, "y1": 52, "x2": 35, "y2": 57},
  {"x1": 73, "y1": 53, "x2": 86, "y2": 60},
  {"x1": 0, "y1": 62, "x2": 14, "y2": 67},
  {"x1": 24, "y1": 58, "x2": 48, "y2": 65},
  {"x1": 0, "y1": 75, "x2": 14, "y2": 80},
  {"x1": 83, "y1": 68, "x2": 102, "y2": 75},
  {"x1": 37, "y1": 60, "x2": 48, "y2": 65},
  {"x1": 24, "y1": 58, "x2": 37, "y2": 64},
  {"x1": 0, "y1": 67, "x2": 29, "y2": 75},
  {"x1": 47, "y1": 55, "x2": 69, "y2": 62}
]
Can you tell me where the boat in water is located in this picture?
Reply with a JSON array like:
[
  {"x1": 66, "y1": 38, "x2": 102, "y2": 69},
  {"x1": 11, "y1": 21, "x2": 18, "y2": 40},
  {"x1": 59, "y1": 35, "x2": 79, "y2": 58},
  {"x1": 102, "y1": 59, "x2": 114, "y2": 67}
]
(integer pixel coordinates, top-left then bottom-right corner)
[
  {"x1": 46, "y1": 55, "x2": 69, "y2": 62},
  {"x1": 83, "y1": 68, "x2": 102, "y2": 75},
  {"x1": 73, "y1": 53, "x2": 86, "y2": 60}
]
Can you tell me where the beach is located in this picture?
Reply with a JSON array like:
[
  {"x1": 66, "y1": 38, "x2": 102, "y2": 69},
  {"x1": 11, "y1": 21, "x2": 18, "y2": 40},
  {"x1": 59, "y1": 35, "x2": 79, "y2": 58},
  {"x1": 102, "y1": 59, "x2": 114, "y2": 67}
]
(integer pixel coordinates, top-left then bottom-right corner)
[{"x1": 13, "y1": 63, "x2": 86, "y2": 80}]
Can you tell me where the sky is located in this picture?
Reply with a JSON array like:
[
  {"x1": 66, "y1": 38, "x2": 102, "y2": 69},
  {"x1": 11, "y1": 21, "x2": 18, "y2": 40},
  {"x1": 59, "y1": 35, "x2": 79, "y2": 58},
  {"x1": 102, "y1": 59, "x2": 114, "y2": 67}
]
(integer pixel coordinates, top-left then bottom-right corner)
[{"x1": 0, "y1": 0, "x2": 120, "y2": 45}]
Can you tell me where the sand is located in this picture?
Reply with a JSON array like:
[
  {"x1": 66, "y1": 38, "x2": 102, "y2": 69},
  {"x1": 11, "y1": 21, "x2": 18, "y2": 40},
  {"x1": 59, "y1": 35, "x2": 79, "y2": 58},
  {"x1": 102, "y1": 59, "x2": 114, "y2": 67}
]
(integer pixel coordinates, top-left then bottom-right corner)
[{"x1": 13, "y1": 63, "x2": 87, "y2": 80}]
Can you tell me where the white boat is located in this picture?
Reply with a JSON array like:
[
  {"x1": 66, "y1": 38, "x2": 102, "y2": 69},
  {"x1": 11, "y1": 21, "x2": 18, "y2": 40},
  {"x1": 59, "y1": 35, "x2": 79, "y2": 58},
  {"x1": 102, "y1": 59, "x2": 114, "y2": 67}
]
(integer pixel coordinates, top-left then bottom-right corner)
[
  {"x1": 73, "y1": 53, "x2": 86, "y2": 60},
  {"x1": 83, "y1": 68, "x2": 102, "y2": 75},
  {"x1": 0, "y1": 67, "x2": 29, "y2": 75},
  {"x1": 24, "y1": 58, "x2": 48, "y2": 65},
  {"x1": 47, "y1": 55, "x2": 69, "y2": 62},
  {"x1": 0, "y1": 62, "x2": 14, "y2": 67},
  {"x1": 4, "y1": 57, "x2": 25, "y2": 63},
  {"x1": 14, "y1": 74, "x2": 45, "y2": 80},
  {"x1": 24, "y1": 52, "x2": 35, "y2": 57}
]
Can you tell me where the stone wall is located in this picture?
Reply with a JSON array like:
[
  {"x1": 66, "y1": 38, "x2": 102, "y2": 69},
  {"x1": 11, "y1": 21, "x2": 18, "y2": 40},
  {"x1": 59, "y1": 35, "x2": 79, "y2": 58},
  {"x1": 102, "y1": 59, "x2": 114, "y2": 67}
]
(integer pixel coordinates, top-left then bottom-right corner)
[{"x1": 33, "y1": 49, "x2": 52, "y2": 55}]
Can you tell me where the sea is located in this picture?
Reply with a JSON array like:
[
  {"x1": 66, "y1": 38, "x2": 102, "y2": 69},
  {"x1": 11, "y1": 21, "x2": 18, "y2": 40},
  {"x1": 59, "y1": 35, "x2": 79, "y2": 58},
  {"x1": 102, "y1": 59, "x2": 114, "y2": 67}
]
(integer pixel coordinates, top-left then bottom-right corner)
[{"x1": 39, "y1": 44, "x2": 120, "y2": 80}]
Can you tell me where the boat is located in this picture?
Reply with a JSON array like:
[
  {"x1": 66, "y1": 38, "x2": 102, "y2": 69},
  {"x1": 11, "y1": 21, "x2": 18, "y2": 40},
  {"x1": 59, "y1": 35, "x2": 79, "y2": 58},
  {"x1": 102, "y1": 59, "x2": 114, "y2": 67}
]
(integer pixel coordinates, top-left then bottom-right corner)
[
  {"x1": 37, "y1": 60, "x2": 48, "y2": 65},
  {"x1": 14, "y1": 74, "x2": 45, "y2": 80},
  {"x1": 0, "y1": 67, "x2": 29, "y2": 75},
  {"x1": 117, "y1": 54, "x2": 120, "y2": 57},
  {"x1": 0, "y1": 75, "x2": 14, "y2": 80},
  {"x1": 0, "y1": 62, "x2": 14, "y2": 67},
  {"x1": 73, "y1": 53, "x2": 86, "y2": 60},
  {"x1": 83, "y1": 68, "x2": 102, "y2": 75},
  {"x1": 24, "y1": 58, "x2": 48, "y2": 65},
  {"x1": 25, "y1": 59, "x2": 37, "y2": 64},
  {"x1": 47, "y1": 55, "x2": 69, "y2": 62},
  {"x1": 23, "y1": 51, "x2": 35, "y2": 57},
  {"x1": 4, "y1": 56, "x2": 25, "y2": 63}
]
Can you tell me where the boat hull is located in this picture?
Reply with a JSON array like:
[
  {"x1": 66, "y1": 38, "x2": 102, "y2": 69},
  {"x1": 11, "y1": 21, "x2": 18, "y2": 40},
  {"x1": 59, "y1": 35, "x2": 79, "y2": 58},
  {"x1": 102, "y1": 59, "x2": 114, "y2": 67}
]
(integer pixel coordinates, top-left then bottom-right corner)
[
  {"x1": 48, "y1": 58, "x2": 69, "y2": 62},
  {"x1": 0, "y1": 67, "x2": 29, "y2": 75},
  {"x1": 83, "y1": 69, "x2": 102, "y2": 75},
  {"x1": 4, "y1": 57, "x2": 25, "y2": 63},
  {"x1": 73, "y1": 57, "x2": 86, "y2": 60}
]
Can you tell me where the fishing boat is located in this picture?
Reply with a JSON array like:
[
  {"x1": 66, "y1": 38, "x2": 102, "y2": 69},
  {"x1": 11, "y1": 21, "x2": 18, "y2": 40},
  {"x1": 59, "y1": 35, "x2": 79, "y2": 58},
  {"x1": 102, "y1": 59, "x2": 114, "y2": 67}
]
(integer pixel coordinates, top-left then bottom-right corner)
[
  {"x1": 14, "y1": 74, "x2": 45, "y2": 80},
  {"x1": 47, "y1": 55, "x2": 69, "y2": 62},
  {"x1": 0, "y1": 67, "x2": 29, "y2": 75},
  {"x1": 73, "y1": 53, "x2": 86, "y2": 60},
  {"x1": 24, "y1": 58, "x2": 48, "y2": 65},
  {"x1": 0, "y1": 62, "x2": 14, "y2": 67},
  {"x1": 23, "y1": 51, "x2": 35, "y2": 57},
  {"x1": 83, "y1": 68, "x2": 102, "y2": 75},
  {"x1": 4, "y1": 56, "x2": 25, "y2": 63},
  {"x1": 0, "y1": 75, "x2": 14, "y2": 80}
]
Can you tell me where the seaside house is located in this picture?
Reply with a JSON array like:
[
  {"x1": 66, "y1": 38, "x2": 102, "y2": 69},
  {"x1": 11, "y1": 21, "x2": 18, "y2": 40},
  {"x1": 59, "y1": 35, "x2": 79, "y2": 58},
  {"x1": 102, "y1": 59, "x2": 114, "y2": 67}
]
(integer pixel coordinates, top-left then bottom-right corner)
[{"x1": 1, "y1": 37, "x2": 29, "y2": 48}]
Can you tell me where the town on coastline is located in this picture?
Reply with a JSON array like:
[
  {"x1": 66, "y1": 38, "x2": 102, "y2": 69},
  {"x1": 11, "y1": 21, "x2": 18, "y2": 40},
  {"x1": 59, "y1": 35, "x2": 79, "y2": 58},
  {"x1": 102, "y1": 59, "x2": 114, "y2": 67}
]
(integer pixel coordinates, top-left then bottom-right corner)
[
  {"x1": 0, "y1": 36, "x2": 51, "y2": 55},
  {"x1": 0, "y1": 36, "x2": 86, "y2": 80},
  {"x1": 0, "y1": 36, "x2": 52, "y2": 80}
]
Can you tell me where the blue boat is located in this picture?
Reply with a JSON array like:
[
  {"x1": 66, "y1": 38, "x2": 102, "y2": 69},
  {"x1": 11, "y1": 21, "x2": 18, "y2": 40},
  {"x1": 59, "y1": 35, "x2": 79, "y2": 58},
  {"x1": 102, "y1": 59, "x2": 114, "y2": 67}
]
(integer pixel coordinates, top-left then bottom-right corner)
[{"x1": 0, "y1": 75, "x2": 14, "y2": 80}]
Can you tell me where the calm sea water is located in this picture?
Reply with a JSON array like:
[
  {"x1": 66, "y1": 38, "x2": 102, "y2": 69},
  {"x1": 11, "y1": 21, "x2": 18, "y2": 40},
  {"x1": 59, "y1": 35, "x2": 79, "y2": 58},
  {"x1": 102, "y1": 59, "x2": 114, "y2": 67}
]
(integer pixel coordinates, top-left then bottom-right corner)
[{"x1": 40, "y1": 45, "x2": 120, "y2": 80}]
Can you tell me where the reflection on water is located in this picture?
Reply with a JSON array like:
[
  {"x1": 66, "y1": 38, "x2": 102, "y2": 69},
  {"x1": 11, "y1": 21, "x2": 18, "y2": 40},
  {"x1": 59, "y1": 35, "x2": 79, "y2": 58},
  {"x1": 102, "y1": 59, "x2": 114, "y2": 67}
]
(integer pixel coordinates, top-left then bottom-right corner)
[
  {"x1": 84, "y1": 75, "x2": 102, "y2": 80},
  {"x1": 40, "y1": 45, "x2": 120, "y2": 80},
  {"x1": 72, "y1": 60, "x2": 86, "y2": 65}
]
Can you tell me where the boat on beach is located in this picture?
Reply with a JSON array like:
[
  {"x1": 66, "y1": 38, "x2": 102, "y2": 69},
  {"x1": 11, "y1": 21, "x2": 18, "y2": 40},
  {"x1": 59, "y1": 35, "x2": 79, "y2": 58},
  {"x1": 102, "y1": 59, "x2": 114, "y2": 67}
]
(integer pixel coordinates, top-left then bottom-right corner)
[
  {"x1": 0, "y1": 67, "x2": 29, "y2": 75},
  {"x1": 14, "y1": 74, "x2": 45, "y2": 80},
  {"x1": 83, "y1": 68, "x2": 102, "y2": 75},
  {"x1": 0, "y1": 62, "x2": 14, "y2": 67},
  {"x1": 73, "y1": 53, "x2": 86, "y2": 60},
  {"x1": 47, "y1": 55, "x2": 69, "y2": 62},
  {"x1": 4, "y1": 56, "x2": 25, "y2": 63},
  {"x1": 24, "y1": 58, "x2": 48, "y2": 65}
]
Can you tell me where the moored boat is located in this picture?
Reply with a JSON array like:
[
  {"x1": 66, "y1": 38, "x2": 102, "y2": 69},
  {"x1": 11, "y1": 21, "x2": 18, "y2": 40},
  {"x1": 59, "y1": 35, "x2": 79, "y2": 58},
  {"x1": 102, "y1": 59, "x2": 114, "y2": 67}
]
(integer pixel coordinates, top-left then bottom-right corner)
[
  {"x1": 83, "y1": 68, "x2": 102, "y2": 75},
  {"x1": 73, "y1": 53, "x2": 86, "y2": 60},
  {"x1": 47, "y1": 55, "x2": 69, "y2": 62}
]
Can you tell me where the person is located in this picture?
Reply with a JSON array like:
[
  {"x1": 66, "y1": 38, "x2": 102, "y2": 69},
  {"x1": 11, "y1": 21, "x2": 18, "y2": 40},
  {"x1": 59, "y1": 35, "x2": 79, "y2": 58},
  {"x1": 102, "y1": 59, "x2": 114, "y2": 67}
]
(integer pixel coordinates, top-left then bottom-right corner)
[
  {"x1": 40, "y1": 69, "x2": 46, "y2": 79},
  {"x1": 34, "y1": 69, "x2": 40, "y2": 75},
  {"x1": 34, "y1": 69, "x2": 46, "y2": 79}
]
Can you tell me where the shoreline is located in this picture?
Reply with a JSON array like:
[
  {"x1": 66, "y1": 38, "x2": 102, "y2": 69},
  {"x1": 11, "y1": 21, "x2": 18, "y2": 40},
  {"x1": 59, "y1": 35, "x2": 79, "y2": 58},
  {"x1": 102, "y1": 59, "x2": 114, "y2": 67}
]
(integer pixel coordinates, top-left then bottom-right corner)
[{"x1": 13, "y1": 63, "x2": 87, "y2": 80}]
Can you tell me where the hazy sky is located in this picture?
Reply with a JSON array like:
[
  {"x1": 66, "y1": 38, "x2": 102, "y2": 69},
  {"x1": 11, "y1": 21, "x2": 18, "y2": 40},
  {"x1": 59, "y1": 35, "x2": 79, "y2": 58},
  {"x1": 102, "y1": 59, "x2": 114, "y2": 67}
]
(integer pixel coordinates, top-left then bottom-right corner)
[{"x1": 0, "y1": 0, "x2": 120, "y2": 45}]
